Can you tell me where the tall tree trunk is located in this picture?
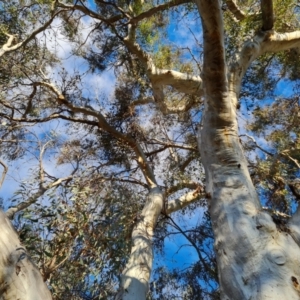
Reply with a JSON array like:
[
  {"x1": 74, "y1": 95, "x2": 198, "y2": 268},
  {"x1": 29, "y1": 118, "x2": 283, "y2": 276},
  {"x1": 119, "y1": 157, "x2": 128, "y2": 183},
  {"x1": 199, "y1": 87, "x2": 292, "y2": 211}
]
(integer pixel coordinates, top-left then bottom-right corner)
[
  {"x1": 0, "y1": 210, "x2": 52, "y2": 300},
  {"x1": 196, "y1": 0, "x2": 300, "y2": 298},
  {"x1": 199, "y1": 92, "x2": 300, "y2": 299},
  {"x1": 117, "y1": 187, "x2": 164, "y2": 300}
]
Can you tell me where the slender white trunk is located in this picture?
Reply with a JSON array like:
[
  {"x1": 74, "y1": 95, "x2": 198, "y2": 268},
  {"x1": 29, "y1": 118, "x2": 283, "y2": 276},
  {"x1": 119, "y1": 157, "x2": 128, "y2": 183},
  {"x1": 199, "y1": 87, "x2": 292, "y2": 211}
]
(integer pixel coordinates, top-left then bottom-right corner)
[
  {"x1": 199, "y1": 92, "x2": 300, "y2": 299},
  {"x1": 0, "y1": 210, "x2": 52, "y2": 300},
  {"x1": 117, "y1": 187, "x2": 164, "y2": 300}
]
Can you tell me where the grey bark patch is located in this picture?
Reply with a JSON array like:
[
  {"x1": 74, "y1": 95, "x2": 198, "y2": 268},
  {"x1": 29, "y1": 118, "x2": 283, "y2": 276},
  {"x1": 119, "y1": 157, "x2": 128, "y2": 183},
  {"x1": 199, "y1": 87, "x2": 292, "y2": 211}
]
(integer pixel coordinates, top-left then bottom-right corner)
[{"x1": 267, "y1": 249, "x2": 286, "y2": 265}]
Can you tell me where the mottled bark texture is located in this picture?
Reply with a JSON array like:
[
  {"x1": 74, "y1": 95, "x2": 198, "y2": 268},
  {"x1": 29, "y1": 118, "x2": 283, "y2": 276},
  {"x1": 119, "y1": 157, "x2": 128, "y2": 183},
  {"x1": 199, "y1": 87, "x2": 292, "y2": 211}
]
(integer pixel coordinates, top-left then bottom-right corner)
[
  {"x1": 0, "y1": 210, "x2": 52, "y2": 300},
  {"x1": 196, "y1": 0, "x2": 300, "y2": 299}
]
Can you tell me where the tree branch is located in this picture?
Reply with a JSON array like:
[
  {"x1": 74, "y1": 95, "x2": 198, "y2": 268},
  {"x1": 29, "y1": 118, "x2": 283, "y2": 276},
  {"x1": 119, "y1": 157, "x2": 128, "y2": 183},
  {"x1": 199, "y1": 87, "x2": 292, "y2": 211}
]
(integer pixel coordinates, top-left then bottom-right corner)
[
  {"x1": 130, "y1": 0, "x2": 191, "y2": 24},
  {"x1": 0, "y1": 9, "x2": 66, "y2": 57},
  {"x1": 166, "y1": 181, "x2": 201, "y2": 196},
  {"x1": 150, "y1": 69, "x2": 203, "y2": 97},
  {"x1": 33, "y1": 81, "x2": 158, "y2": 188},
  {"x1": 22, "y1": 86, "x2": 37, "y2": 118},
  {"x1": 57, "y1": 1, "x2": 122, "y2": 24},
  {"x1": 130, "y1": 97, "x2": 155, "y2": 107},
  {"x1": 39, "y1": 141, "x2": 53, "y2": 189},
  {"x1": 240, "y1": 134, "x2": 274, "y2": 156},
  {"x1": 261, "y1": 0, "x2": 274, "y2": 31},
  {"x1": 123, "y1": 26, "x2": 203, "y2": 114},
  {"x1": 95, "y1": 175, "x2": 149, "y2": 189},
  {"x1": 5, "y1": 175, "x2": 73, "y2": 220},
  {"x1": 225, "y1": 0, "x2": 246, "y2": 21},
  {"x1": 289, "y1": 182, "x2": 300, "y2": 200},
  {"x1": 280, "y1": 151, "x2": 300, "y2": 169},
  {"x1": 166, "y1": 186, "x2": 205, "y2": 215},
  {"x1": 166, "y1": 216, "x2": 204, "y2": 261},
  {"x1": 149, "y1": 138, "x2": 197, "y2": 152},
  {"x1": 1, "y1": 112, "x2": 99, "y2": 127},
  {"x1": 179, "y1": 155, "x2": 196, "y2": 172},
  {"x1": 131, "y1": 93, "x2": 202, "y2": 115},
  {"x1": 0, "y1": 160, "x2": 8, "y2": 190},
  {"x1": 230, "y1": 30, "x2": 300, "y2": 95}
]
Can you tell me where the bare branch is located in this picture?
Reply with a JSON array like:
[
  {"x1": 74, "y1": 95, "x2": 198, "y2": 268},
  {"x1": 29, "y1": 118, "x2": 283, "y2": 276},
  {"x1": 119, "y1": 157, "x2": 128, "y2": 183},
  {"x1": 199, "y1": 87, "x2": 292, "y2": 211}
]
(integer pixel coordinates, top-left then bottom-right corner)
[
  {"x1": 262, "y1": 206, "x2": 290, "y2": 219},
  {"x1": 124, "y1": 37, "x2": 203, "y2": 97},
  {"x1": 261, "y1": 0, "x2": 274, "y2": 31},
  {"x1": 258, "y1": 31, "x2": 300, "y2": 52},
  {"x1": 95, "y1": 175, "x2": 149, "y2": 189},
  {"x1": 132, "y1": 93, "x2": 202, "y2": 115},
  {"x1": 1, "y1": 33, "x2": 15, "y2": 53},
  {"x1": 166, "y1": 216, "x2": 204, "y2": 261},
  {"x1": 46, "y1": 253, "x2": 70, "y2": 275}
]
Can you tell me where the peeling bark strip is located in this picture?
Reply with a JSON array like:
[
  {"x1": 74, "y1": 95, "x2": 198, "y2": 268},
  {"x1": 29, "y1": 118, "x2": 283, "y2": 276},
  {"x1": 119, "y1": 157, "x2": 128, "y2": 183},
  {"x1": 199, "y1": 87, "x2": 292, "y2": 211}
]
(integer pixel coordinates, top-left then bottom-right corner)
[
  {"x1": 197, "y1": 0, "x2": 300, "y2": 299},
  {"x1": 0, "y1": 210, "x2": 52, "y2": 300}
]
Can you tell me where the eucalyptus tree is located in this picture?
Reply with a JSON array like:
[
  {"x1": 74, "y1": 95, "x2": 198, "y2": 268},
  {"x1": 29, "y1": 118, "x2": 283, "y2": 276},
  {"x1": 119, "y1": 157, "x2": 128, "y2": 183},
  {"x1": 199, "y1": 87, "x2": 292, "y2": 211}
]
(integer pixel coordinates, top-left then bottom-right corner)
[
  {"x1": 1, "y1": 2, "x2": 203, "y2": 299},
  {"x1": 1, "y1": 0, "x2": 300, "y2": 299}
]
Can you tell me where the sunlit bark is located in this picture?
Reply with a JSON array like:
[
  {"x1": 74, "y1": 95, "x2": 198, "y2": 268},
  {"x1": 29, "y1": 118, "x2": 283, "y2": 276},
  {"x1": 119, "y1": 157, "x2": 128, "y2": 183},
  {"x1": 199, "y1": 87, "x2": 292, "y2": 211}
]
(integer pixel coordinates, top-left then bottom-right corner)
[
  {"x1": 197, "y1": 0, "x2": 300, "y2": 298},
  {"x1": 0, "y1": 211, "x2": 52, "y2": 300},
  {"x1": 117, "y1": 187, "x2": 164, "y2": 300}
]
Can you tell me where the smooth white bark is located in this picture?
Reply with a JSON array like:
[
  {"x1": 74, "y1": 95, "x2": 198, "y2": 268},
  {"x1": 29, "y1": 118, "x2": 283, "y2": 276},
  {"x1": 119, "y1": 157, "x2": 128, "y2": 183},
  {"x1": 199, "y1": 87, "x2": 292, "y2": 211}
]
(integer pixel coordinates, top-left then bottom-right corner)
[
  {"x1": 199, "y1": 88, "x2": 300, "y2": 300},
  {"x1": 0, "y1": 210, "x2": 52, "y2": 300},
  {"x1": 166, "y1": 188, "x2": 204, "y2": 214},
  {"x1": 117, "y1": 187, "x2": 164, "y2": 300},
  {"x1": 197, "y1": 0, "x2": 300, "y2": 298},
  {"x1": 230, "y1": 30, "x2": 300, "y2": 95}
]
